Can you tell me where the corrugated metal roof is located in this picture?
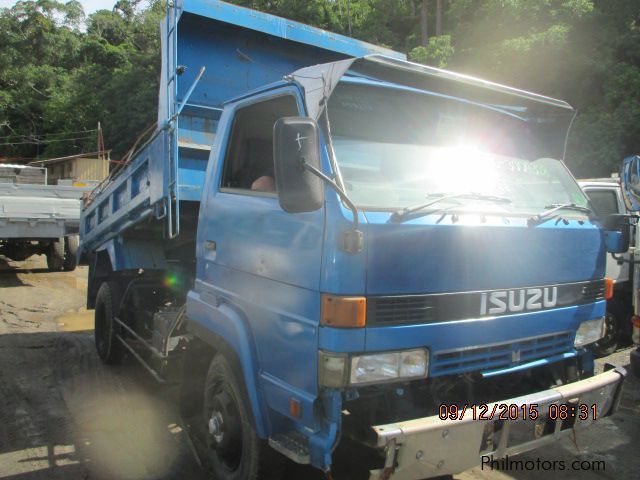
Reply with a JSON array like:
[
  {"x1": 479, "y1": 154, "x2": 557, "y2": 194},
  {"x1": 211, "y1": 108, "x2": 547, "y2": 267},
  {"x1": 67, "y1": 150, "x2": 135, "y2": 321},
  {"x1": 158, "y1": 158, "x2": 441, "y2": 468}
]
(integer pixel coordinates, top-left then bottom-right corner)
[{"x1": 28, "y1": 151, "x2": 111, "y2": 166}]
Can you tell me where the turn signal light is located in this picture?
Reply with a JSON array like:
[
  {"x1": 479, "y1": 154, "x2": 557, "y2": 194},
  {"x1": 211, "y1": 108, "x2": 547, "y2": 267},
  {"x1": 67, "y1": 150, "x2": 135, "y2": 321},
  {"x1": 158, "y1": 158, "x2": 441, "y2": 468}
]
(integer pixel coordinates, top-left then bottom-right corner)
[
  {"x1": 289, "y1": 398, "x2": 301, "y2": 418},
  {"x1": 605, "y1": 278, "x2": 614, "y2": 300},
  {"x1": 321, "y1": 294, "x2": 366, "y2": 328}
]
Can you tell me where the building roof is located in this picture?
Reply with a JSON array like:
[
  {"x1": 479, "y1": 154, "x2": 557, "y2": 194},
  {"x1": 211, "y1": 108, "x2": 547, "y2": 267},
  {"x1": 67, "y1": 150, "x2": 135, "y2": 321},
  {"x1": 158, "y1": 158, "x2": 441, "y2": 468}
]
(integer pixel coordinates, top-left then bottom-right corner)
[
  {"x1": 0, "y1": 164, "x2": 45, "y2": 170},
  {"x1": 28, "y1": 151, "x2": 111, "y2": 167}
]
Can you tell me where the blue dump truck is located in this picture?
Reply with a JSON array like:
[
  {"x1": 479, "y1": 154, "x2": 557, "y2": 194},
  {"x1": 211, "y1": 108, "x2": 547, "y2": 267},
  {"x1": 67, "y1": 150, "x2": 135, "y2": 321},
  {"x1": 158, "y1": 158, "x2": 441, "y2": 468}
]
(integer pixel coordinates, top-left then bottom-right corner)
[{"x1": 79, "y1": 1, "x2": 628, "y2": 478}]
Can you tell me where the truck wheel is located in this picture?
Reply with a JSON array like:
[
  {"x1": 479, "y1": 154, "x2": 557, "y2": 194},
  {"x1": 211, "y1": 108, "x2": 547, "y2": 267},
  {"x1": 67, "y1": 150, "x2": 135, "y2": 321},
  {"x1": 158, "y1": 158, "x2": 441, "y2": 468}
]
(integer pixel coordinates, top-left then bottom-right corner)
[
  {"x1": 592, "y1": 312, "x2": 618, "y2": 357},
  {"x1": 46, "y1": 238, "x2": 65, "y2": 271},
  {"x1": 94, "y1": 281, "x2": 125, "y2": 364},
  {"x1": 63, "y1": 235, "x2": 78, "y2": 271},
  {"x1": 203, "y1": 354, "x2": 284, "y2": 480}
]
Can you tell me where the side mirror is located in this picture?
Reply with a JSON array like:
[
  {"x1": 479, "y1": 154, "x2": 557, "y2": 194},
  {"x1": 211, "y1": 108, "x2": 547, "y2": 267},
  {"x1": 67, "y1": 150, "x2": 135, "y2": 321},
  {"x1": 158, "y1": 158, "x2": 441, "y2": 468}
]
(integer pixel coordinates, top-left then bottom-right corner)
[
  {"x1": 621, "y1": 155, "x2": 640, "y2": 211},
  {"x1": 273, "y1": 117, "x2": 324, "y2": 213},
  {"x1": 601, "y1": 213, "x2": 631, "y2": 253}
]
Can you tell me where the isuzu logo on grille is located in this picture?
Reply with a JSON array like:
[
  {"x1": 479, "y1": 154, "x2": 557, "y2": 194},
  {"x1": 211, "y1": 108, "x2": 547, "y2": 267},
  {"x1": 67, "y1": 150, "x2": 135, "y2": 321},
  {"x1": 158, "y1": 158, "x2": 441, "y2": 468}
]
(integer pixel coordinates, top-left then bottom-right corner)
[{"x1": 480, "y1": 287, "x2": 558, "y2": 316}]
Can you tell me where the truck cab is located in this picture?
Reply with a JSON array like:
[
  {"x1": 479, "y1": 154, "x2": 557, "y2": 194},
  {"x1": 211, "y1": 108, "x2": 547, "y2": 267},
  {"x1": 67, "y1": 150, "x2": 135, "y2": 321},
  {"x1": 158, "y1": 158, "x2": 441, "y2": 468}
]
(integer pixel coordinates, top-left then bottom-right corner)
[{"x1": 79, "y1": 1, "x2": 627, "y2": 479}]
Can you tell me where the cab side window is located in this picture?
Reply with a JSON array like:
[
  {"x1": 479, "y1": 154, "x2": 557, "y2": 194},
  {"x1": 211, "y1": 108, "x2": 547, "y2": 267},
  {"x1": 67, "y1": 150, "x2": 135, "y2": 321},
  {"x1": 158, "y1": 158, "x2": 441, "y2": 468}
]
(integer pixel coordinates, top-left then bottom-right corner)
[
  {"x1": 585, "y1": 189, "x2": 619, "y2": 216},
  {"x1": 221, "y1": 95, "x2": 299, "y2": 193}
]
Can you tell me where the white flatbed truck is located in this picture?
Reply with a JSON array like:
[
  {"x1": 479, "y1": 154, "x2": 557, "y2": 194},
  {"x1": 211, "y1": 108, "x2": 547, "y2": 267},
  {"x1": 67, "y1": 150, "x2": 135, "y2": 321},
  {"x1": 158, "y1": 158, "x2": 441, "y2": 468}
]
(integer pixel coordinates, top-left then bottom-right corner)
[{"x1": 0, "y1": 165, "x2": 91, "y2": 271}]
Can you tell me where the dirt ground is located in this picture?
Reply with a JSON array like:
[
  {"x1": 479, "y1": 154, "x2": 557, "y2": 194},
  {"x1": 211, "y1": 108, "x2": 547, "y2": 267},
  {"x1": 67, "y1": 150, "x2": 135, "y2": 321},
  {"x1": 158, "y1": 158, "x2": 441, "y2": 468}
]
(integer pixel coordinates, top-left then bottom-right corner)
[{"x1": 0, "y1": 255, "x2": 638, "y2": 480}]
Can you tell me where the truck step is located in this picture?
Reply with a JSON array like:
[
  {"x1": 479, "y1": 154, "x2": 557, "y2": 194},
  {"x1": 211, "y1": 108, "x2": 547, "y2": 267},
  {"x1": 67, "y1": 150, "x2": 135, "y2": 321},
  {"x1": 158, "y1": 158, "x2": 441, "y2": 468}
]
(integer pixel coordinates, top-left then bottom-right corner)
[{"x1": 268, "y1": 431, "x2": 310, "y2": 464}]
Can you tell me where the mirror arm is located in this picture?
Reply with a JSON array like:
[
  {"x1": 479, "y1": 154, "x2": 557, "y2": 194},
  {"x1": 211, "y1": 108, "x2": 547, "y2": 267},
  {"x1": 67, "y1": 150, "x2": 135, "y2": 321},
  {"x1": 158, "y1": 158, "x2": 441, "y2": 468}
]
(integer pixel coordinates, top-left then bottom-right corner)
[
  {"x1": 611, "y1": 253, "x2": 633, "y2": 265},
  {"x1": 300, "y1": 158, "x2": 364, "y2": 253}
]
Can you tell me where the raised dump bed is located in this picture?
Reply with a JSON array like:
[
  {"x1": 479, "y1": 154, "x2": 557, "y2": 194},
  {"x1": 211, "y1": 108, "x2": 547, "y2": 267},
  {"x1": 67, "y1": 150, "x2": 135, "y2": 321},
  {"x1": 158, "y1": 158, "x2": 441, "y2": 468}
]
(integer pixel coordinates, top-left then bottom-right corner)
[{"x1": 80, "y1": 0, "x2": 403, "y2": 255}]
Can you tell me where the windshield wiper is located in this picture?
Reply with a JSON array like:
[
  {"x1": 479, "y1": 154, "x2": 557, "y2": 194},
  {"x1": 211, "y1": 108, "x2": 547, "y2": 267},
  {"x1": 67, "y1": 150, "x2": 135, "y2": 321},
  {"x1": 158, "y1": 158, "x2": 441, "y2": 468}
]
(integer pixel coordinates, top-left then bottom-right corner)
[
  {"x1": 392, "y1": 192, "x2": 512, "y2": 220},
  {"x1": 527, "y1": 203, "x2": 592, "y2": 227}
]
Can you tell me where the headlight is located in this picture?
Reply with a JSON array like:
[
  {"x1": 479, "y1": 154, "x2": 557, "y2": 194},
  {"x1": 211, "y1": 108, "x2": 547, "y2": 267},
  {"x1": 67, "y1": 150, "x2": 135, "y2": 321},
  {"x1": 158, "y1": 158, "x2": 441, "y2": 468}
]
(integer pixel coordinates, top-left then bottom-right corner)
[
  {"x1": 574, "y1": 317, "x2": 606, "y2": 348},
  {"x1": 349, "y1": 349, "x2": 429, "y2": 386},
  {"x1": 319, "y1": 349, "x2": 429, "y2": 387}
]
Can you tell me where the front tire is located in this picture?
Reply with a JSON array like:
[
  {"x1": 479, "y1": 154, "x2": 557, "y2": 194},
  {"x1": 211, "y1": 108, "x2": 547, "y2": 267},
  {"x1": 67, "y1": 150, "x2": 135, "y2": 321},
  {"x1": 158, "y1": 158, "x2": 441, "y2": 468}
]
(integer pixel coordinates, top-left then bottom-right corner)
[
  {"x1": 94, "y1": 281, "x2": 125, "y2": 364},
  {"x1": 203, "y1": 354, "x2": 284, "y2": 480}
]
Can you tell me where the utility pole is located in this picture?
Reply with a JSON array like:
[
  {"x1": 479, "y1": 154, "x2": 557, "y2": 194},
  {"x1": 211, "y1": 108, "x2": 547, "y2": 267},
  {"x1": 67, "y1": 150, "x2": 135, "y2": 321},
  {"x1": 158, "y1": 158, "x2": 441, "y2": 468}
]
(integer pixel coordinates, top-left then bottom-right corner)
[
  {"x1": 421, "y1": 0, "x2": 429, "y2": 47},
  {"x1": 97, "y1": 122, "x2": 104, "y2": 161},
  {"x1": 347, "y1": 0, "x2": 352, "y2": 36},
  {"x1": 436, "y1": 0, "x2": 442, "y2": 36}
]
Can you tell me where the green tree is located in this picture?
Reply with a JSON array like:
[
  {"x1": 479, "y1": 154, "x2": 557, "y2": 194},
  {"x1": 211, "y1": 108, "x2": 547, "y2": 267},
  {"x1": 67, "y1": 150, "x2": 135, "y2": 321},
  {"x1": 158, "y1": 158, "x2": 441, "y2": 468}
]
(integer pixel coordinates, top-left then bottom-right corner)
[
  {"x1": 3, "y1": 0, "x2": 640, "y2": 178},
  {"x1": 0, "y1": 0, "x2": 163, "y2": 160},
  {"x1": 409, "y1": 35, "x2": 454, "y2": 67}
]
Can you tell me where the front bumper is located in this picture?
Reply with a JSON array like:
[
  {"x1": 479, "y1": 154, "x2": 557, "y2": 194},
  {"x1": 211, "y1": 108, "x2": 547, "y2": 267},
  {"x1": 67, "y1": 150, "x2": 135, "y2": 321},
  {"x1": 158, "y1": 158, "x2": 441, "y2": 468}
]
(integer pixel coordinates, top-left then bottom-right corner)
[{"x1": 369, "y1": 366, "x2": 626, "y2": 480}]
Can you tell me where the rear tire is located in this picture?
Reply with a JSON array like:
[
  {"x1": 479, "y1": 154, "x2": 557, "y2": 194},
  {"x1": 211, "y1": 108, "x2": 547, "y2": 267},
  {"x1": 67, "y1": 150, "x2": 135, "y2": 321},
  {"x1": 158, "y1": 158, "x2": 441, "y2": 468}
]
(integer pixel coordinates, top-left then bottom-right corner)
[
  {"x1": 202, "y1": 354, "x2": 285, "y2": 480},
  {"x1": 94, "y1": 281, "x2": 125, "y2": 364},
  {"x1": 63, "y1": 235, "x2": 78, "y2": 271},
  {"x1": 46, "y1": 238, "x2": 64, "y2": 271}
]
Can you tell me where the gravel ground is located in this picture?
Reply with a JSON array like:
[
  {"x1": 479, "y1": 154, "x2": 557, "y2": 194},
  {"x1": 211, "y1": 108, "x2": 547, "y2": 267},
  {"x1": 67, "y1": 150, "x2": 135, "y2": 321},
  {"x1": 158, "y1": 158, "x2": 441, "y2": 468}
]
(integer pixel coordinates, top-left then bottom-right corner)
[{"x1": 0, "y1": 255, "x2": 637, "y2": 480}]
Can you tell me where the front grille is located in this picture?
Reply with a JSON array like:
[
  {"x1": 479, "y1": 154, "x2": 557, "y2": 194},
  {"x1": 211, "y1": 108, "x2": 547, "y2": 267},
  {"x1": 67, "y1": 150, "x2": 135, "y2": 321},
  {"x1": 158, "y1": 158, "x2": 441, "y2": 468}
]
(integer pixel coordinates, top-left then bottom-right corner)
[
  {"x1": 367, "y1": 279, "x2": 605, "y2": 326},
  {"x1": 367, "y1": 296, "x2": 437, "y2": 325},
  {"x1": 581, "y1": 281, "x2": 606, "y2": 303},
  {"x1": 431, "y1": 332, "x2": 574, "y2": 376}
]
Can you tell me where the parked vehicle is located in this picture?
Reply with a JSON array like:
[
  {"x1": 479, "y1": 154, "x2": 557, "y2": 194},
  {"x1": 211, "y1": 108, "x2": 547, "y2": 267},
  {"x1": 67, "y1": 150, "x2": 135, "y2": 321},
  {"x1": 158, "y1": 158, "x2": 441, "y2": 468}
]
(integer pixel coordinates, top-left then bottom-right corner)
[
  {"x1": 618, "y1": 158, "x2": 640, "y2": 378},
  {"x1": 579, "y1": 177, "x2": 634, "y2": 355},
  {"x1": 0, "y1": 164, "x2": 89, "y2": 271},
  {"x1": 79, "y1": 1, "x2": 627, "y2": 479}
]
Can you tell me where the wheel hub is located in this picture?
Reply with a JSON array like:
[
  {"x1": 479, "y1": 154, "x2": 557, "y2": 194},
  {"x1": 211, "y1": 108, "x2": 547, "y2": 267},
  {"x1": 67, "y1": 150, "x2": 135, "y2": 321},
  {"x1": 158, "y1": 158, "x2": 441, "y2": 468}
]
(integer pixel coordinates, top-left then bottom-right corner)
[
  {"x1": 208, "y1": 411, "x2": 225, "y2": 444},
  {"x1": 207, "y1": 389, "x2": 241, "y2": 457}
]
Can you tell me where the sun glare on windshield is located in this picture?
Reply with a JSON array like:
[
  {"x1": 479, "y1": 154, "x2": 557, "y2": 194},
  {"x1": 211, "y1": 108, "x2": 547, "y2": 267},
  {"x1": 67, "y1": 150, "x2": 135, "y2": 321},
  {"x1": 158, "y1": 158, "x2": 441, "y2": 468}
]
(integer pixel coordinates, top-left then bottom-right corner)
[{"x1": 429, "y1": 146, "x2": 500, "y2": 195}]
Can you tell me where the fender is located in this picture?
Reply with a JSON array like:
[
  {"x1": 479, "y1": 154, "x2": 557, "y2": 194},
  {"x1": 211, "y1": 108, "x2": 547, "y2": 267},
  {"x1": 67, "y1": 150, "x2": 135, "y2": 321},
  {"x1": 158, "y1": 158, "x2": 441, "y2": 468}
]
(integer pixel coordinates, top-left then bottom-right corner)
[
  {"x1": 86, "y1": 250, "x2": 113, "y2": 309},
  {"x1": 87, "y1": 238, "x2": 168, "y2": 308},
  {"x1": 186, "y1": 289, "x2": 267, "y2": 437},
  {"x1": 96, "y1": 236, "x2": 168, "y2": 272}
]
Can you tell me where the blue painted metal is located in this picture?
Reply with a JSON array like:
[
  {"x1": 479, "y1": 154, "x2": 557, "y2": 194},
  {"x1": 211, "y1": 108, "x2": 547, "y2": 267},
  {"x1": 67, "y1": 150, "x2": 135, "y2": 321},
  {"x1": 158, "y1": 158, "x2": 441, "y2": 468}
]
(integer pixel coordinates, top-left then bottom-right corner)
[
  {"x1": 179, "y1": 0, "x2": 403, "y2": 66},
  {"x1": 96, "y1": 237, "x2": 168, "y2": 272},
  {"x1": 192, "y1": 87, "x2": 325, "y2": 436},
  {"x1": 481, "y1": 351, "x2": 577, "y2": 378},
  {"x1": 310, "y1": 390, "x2": 342, "y2": 468},
  {"x1": 580, "y1": 348, "x2": 595, "y2": 373},
  {"x1": 81, "y1": 132, "x2": 166, "y2": 254},
  {"x1": 362, "y1": 212, "x2": 605, "y2": 295}
]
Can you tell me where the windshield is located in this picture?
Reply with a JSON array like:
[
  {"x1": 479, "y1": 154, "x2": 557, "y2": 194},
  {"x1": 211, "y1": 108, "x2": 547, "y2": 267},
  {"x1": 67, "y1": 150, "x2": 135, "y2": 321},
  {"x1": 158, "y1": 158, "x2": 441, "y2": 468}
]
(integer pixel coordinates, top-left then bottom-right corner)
[{"x1": 327, "y1": 82, "x2": 588, "y2": 214}]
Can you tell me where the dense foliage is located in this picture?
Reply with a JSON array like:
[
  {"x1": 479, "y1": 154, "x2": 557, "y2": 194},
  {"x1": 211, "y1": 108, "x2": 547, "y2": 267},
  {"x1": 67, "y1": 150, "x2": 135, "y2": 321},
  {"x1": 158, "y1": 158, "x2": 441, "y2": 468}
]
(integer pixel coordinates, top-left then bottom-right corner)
[
  {"x1": 0, "y1": 0, "x2": 163, "y2": 159},
  {"x1": 1, "y1": 0, "x2": 640, "y2": 177}
]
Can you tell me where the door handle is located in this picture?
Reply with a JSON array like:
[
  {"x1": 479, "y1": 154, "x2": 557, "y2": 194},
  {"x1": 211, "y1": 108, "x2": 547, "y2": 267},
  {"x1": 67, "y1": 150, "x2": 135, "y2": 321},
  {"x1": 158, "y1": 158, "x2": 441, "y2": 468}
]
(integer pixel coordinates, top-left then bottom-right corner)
[{"x1": 205, "y1": 240, "x2": 217, "y2": 251}]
